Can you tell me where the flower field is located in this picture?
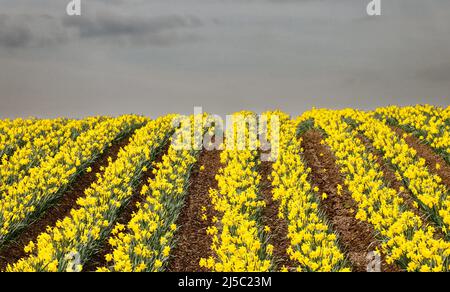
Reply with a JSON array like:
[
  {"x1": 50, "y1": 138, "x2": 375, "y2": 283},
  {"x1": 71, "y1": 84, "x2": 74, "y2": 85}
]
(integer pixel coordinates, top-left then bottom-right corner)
[{"x1": 0, "y1": 105, "x2": 449, "y2": 272}]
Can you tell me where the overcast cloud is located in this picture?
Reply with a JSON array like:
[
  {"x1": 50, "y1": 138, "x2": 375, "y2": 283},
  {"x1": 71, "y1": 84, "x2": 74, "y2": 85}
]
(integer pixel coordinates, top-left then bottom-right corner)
[{"x1": 0, "y1": 0, "x2": 449, "y2": 118}]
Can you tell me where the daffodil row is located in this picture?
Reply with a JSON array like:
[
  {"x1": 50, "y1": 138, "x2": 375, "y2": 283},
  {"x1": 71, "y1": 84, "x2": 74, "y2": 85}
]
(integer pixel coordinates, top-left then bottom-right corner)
[
  {"x1": 0, "y1": 117, "x2": 105, "y2": 194},
  {"x1": 200, "y1": 111, "x2": 272, "y2": 272},
  {"x1": 0, "y1": 118, "x2": 34, "y2": 141},
  {"x1": 374, "y1": 105, "x2": 450, "y2": 164},
  {"x1": 442, "y1": 106, "x2": 450, "y2": 123},
  {"x1": 342, "y1": 109, "x2": 450, "y2": 235},
  {"x1": 0, "y1": 115, "x2": 146, "y2": 247},
  {"x1": 0, "y1": 119, "x2": 12, "y2": 134},
  {"x1": 6, "y1": 115, "x2": 176, "y2": 272},
  {"x1": 0, "y1": 118, "x2": 38, "y2": 158},
  {"x1": 302, "y1": 109, "x2": 450, "y2": 272},
  {"x1": 0, "y1": 118, "x2": 67, "y2": 161},
  {"x1": 98, "y1": 114, "x2": 211, "y2": 272},
  {"x1": 270, "y1": 115, "x2": 349, "y2": 272}
]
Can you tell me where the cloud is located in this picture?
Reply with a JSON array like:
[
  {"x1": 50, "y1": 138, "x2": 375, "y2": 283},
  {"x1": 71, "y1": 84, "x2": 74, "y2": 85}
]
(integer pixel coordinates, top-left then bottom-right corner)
[
  {"x1": 0, "y1": 14, "x2": 67, "y2": 49},
  {"x1": 0, "y1": 23, "x2": 31, "y2": 48},
  {"x1": 62, "y1": 13, "x2": 203, "y2": 46},
  {"x1": 1, "y1": 0, "x2": 450, "y2": 119},
  {"x1": 0, "y1": 11, "x2": 204, "y2": 49}
]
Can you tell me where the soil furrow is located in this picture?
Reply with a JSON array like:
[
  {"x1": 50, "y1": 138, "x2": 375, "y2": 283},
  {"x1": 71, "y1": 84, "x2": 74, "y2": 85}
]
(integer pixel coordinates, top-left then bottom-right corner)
[
  {"x1": 300, "y1": 130, "x2": 399, "y2": 272},
  {"x1": 0, "y1": 133, "x2": 135, "y2": 270},
  {"x1": 356, "y1": 135, "x2": 443, "y2": 237},
  {"x1": 357, "y1": 136, "x2": 422, "y2": 216},
  {"x1": 392, "y1": 127, "x2": 450, "y2": 189},
  {"x1": 83, "y1": 143, "x2": 170, "y2": 271},
  {"x1": 167, "y1": 149, "x2": 221, "y2": 272},
  {"x1": 259, "y1": 160, "x2": 294, "y2": 271}
]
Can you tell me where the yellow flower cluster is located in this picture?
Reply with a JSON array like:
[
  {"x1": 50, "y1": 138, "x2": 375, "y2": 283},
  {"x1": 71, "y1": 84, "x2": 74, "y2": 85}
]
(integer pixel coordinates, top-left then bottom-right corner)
[
  {"x1": 0, "y1": 117, "x2": 105, "y2": 194},
  {"x1": 1, "y1": 118, "x2": 36, "y2": 158},
  {"x1": 0, "y1": 115, "x2": 146, "y2": 247},
  {"x1": 99, "y1": 114, "x2": 209, "y2": 272},
  {"x1": 271, "y1": 115, "x2": 349, "y2": 272},
  {"x1": 442, "y1": 106, "x2": 450, "y2": 122},
  {"x1": 0, "y1": 118, "x2": 32, "y2": 158},
  {"x1": 375, "y1": 105, "x2": 450, "y2": 164},
  {"x1": 0, "y1": 118, "x2": 66, "y2": 160},
  {"x1": 302, "y1": 109, "x2": 450, "y2": 271},
  {"x1": 6, "y1": 115, "x2": 176, "y2": 272},
  {"x1": 200, "y1": 111, "x2": 272, "y2": 272},
  {"x1": 343, "y1": 109, "x2": 450, "y2": 234}
]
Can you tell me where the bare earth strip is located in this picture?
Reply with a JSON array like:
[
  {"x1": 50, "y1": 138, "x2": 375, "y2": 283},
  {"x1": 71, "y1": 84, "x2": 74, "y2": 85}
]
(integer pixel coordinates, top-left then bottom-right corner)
[
  {"x1": 167, "y1": 149, "x2": 222, "y2": 272},
  {"x1": 392, "y1": 127, "x2": 450, "y2": 189},
  {"x1": 83, "y1": 143, "x2": 170, "y2": 271},
  {"x1": 356, "y1": 134, "x2": 444, "y2": 238},
  {"x1": 259, "y1": 160, "x2": 295, "y2": 271},
  {"x1": 301, "y1": 130, "x2": 400, "y2": 272}
]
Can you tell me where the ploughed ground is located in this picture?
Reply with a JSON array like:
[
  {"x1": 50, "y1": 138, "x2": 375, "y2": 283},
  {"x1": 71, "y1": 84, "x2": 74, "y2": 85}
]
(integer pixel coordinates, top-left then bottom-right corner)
[
  {"x1": 0, "y1": 133, "x2": 135, "y2": 271},
  {"x1": 259, "y1": 160, "x2": 295, "y2": 271},
  {"x1": 357, "y1": 134, "x2": 444, "y2": 239},
  {"x1": 167, "y1": 149, "x2": 222, "y2": 272},
  {"x1": 392, "y1": 127, "x2": 450, "y2": 189},
  {"x1": 300, "y1": 130, "x2": 400, "y2": 272},
  {"x1": 83, "y1": 143, "x2": 170, "y2": 271}
]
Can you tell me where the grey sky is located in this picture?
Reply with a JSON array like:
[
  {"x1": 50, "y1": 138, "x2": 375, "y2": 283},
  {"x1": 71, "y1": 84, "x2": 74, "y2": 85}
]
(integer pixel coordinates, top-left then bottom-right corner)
[{"x1": 0, "y1": 0, "x2": 449, "y2": 118}]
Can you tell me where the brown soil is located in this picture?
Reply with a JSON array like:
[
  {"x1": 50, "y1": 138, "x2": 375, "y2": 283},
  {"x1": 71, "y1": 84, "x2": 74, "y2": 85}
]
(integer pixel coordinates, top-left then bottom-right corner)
[
  {"x1": 259, "y1": 160, "x2": 295, "y2": 271},
  {"x1": 358, "y1": 135, "x2": 446, "y2": 241},
  {"x1": 0, "y1": 134, "x2": 135, "y2": 271},
  {"x1": 392, "y1": 127, "x2": 450, "y2": 189},
  {"x1": 356, "y1": 135, "x2": 423, "y2": 217},
  {"x1": 82, "y1": 143, "x2": 170, "y2": 271},
  {"x1": 167, "y1": 149, "x2": 221, "y2": 272},
  {"x1": 301, "y1": 130, "x2": 399, "y2": 272}
]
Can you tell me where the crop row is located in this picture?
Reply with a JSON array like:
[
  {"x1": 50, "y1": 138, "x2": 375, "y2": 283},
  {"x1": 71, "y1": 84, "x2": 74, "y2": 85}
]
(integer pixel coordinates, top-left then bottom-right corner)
[
  {"x1": 1, "y1": 106, "x2": 450, "y2": 272},
  {"x1": 301, "y1": 109, "x2": 450, "y2": 271},
  {"x1": 98, "y1": 114, "x2": 211, "y2": 272},
  {"x1": 375, "y1": 105, "x2": 450, "y2": 164},
  {"x1": 346, "y1": 110, "x2": 450, "y2": 236},
  {"x1": 7, "y1": 115, "x2": 175, "y2": 271},
  {"x1": 0, "y1": 116, "x2": 146, "y2": 247},
  {"x1": 200, "y1": 111, "x2": 272, "y2": 272}
]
